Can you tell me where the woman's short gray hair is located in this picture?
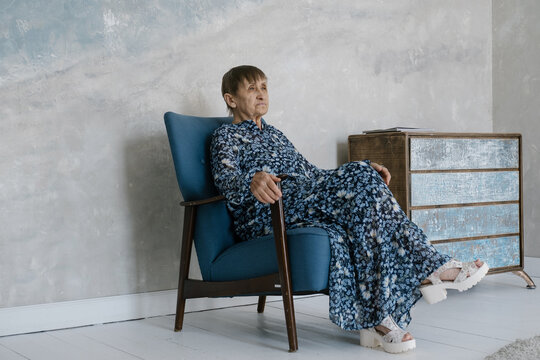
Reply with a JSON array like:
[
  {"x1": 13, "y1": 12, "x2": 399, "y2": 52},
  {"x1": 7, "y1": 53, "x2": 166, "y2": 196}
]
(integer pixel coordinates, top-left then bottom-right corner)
[{"x1": 222, "y1": 65, "x2": 266, "y2": 113}]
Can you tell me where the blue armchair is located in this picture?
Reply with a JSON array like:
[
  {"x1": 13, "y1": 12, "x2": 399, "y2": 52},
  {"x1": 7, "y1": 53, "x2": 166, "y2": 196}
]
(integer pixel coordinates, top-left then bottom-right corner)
[{"x1": 164, "y1": 112, "x2": 331, "y2": 352}]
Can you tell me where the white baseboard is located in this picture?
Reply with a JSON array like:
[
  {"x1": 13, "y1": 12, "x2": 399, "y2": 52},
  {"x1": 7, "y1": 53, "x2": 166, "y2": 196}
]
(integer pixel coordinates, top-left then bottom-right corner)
[
  {"x1": 0, "y1": 290, "x2": 263, "y2": 337},
  {"x1": 2, "y1": 257, "x2": 538, "y2": 338}
]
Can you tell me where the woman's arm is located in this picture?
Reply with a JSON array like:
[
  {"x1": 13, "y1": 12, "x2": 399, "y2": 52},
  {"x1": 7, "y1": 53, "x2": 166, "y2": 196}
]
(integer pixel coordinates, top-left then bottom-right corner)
[
  {"x1": 211, "y1": 127, "x2": 283, "y2": 205},
  {"x1": 210, "y1": 128, "x2": 255, "y2": 206}
]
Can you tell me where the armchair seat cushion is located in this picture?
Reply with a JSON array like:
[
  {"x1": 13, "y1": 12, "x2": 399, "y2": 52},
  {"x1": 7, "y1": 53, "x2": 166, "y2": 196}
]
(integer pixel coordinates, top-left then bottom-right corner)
[{"x1": 210, "y1": 227, "x2": 330, "y2": 292}]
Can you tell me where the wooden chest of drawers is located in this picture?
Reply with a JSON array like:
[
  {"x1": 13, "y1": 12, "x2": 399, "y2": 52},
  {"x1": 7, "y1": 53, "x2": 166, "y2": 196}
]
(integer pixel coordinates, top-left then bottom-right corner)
[{"x1": 348, "y1": 132, "x2": 535, "y2": 288}]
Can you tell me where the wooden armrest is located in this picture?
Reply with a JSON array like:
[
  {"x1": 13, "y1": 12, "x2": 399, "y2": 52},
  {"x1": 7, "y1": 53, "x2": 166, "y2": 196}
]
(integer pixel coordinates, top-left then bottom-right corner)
[
  {"x1": 180, "y1": 194, "x2": 226, "y2": 207},
  {"x1": 269, "y1": 173, "x2": 297, "y2": 351},
  {"x1": 182, "y1": 174, "x2": 287, "y2": 207}
]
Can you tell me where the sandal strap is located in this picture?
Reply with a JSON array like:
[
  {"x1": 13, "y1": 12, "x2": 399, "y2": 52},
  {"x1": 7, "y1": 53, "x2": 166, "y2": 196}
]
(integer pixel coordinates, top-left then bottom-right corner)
[
  {"x1": 380, "y1": 316, "x2": 407, "y2": 344},
  {"x1": 427, "y1": 259, "x2": 482, "y2": 285},
  {"x1": 383, "y1": 328, "x2": 408, "y2": 344},
  {"x1": 427, "y1": 259, "x2": 462, "y2": 285},
  {"x1": 455, "y1": 261, "x2": 479, "y2": 283}
]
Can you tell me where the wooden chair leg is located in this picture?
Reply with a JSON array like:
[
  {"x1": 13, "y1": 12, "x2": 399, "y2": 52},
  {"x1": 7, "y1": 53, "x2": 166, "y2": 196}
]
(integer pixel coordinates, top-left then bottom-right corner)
[
  {"x1": 175, "y1": 206, "x2": 196, "y2": 331},
  {"x1": 280, "y1": 284, "x2": 297, "y2": 352},
  {"x1": 174, "y1": 298, "x2": 186, "y2": 332},
  {"x1": 257, "y1": 296, "x2": 267, "y2": 313},
  {"x1": 271, "y1": 184, "x2": 298, "y2": 352}
]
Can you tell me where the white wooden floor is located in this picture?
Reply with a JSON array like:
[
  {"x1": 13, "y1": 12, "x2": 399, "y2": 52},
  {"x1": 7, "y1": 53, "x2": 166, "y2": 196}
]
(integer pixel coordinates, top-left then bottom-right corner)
[{"x1": 1, "y1": 270, "x2": 539, "y2": 360}]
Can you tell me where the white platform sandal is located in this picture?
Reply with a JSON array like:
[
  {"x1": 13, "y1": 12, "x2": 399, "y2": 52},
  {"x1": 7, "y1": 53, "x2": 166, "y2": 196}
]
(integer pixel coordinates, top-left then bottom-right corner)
[
  {"x1": 420, "y1": 259, "x2": 489, "y2": 304},
  {"x1": 359, "y1": 316, "x2": 416, "y2": 354}
]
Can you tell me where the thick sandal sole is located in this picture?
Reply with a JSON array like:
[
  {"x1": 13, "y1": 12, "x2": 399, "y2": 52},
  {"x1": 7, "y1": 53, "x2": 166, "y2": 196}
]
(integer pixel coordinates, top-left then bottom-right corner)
[
  {"x1": 359, "y1": 329, "x2": 416, "y2": 354},
  {"x1": 421, "y1": 263, "x2": 489, "y2": 304}
]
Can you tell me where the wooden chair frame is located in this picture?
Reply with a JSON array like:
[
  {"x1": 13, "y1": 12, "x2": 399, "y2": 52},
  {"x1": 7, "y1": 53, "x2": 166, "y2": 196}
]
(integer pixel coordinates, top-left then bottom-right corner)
[{"x1": 174, "y1": 177, "x2": 325, "y2": 352}]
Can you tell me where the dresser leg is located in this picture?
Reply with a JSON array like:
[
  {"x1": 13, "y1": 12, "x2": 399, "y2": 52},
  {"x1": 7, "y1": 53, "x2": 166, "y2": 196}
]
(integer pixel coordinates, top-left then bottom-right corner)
[{"x1": 512, "y1": 270, "x2": 536, "y2": 289}]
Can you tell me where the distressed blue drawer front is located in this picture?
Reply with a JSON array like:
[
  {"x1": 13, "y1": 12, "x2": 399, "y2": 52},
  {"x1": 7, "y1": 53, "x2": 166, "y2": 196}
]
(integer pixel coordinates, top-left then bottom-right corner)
[
  {"x1": 411, "y1": 204, "x2": 519, "y2": 241},
  {"x1": 432, "y1": 236, "x2": 520, "y2": 268},
  {"x1": 410, "y1": 171, "x2": 519, "y2": 206},
  {"x1": 410, "y1": 138, "x2": 519, "y2": 171}
]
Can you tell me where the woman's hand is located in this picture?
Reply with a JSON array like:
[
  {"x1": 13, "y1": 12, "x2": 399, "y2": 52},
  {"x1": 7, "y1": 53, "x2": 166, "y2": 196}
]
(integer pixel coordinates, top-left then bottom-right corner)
[
  {"x1": 250, "y1": 171, "x2": 282, "y2": 204},
  {"x1": 370, "y1": 162, "x2": 391, "y2": 186}
]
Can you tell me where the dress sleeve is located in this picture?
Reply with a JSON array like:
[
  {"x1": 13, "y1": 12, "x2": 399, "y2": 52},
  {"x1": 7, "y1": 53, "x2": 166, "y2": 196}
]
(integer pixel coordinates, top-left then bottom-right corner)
[{"x1": 210, "y1": 128, "x2": 255, "y2": 206}]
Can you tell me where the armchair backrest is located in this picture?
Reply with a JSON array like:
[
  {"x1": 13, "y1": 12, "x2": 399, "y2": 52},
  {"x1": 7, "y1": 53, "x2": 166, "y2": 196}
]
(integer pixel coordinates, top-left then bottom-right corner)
[
  {"x1": 164, "y1": 112, "x2": 237, "y2": 279},
  {"x1": 164, "y1": 112, "x2": 231, "y2": 201}
]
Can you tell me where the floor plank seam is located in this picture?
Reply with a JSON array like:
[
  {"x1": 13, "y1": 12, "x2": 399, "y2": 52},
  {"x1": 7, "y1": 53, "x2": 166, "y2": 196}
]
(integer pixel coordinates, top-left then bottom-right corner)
[
  {"x1": 181, "y1": 323, "x2": 287, "y2": 353},
  {"x1": 0, "y1": 342, "x2": 30, "y2": 360},
  {"x1": 265, "y1": 305, "x2": 330, "y2": 321},
  {"x1": 413, "y1": 322, "x2": 513, "y2": 342},
  {"x1": 416, "y1": 337, "x2": 489, "y2": 355},
  {"x1": 77, "y1": 331, "x2": 145, "y2": 360},
  {"x1": 0, "y1": 323, "x2": 99, "y2": 340}
]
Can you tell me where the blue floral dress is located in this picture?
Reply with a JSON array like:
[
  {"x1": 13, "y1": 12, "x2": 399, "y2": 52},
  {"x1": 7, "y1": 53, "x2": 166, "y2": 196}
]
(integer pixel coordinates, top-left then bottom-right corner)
[{"x1": 210, "y1": 119, "x2": 450, "y2": 330}]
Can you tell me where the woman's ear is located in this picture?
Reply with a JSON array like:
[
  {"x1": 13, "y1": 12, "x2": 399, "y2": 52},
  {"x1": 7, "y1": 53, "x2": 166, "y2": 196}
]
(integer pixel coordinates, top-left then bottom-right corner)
[{"x1": 223, "y1": 93, "x2": 236, "y2": 109}]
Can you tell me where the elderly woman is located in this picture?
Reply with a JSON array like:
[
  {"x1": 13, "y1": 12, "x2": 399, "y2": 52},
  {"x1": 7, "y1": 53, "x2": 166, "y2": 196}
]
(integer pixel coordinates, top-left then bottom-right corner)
[{"x1": 210, "y1": 65, "x2": 488, "y2": 354}]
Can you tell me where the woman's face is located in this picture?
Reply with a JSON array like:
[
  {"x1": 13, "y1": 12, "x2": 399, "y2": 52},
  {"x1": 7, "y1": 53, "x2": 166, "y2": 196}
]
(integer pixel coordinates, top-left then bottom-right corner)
[{"x1": 227, "y1": 77, "x2": 268, "y2": 122}]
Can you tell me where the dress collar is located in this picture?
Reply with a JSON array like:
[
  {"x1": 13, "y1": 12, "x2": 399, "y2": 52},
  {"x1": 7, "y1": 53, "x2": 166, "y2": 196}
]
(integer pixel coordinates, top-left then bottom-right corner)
[{"x1": 236, "y1": 118, "x2": 267, "y2": 130}]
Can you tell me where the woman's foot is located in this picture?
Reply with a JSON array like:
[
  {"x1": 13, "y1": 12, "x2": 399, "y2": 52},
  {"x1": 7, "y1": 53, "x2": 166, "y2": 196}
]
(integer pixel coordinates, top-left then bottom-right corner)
[
  {"x1": 420, "y1": 259, "x2": 489, "y2": 304},
  {"x1": 421, "y1": 259, "x2": 484, "y2": 285},
  {"x1": 374, "y1": 325, "x2": 413, "y2": 342},
  {"x1": 359, "y1": 316, "x2": 416, "y2": 353}
]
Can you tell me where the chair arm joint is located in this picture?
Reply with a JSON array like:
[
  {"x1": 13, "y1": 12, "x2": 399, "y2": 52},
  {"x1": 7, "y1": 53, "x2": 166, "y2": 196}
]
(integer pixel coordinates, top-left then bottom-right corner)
[{"x1": 180, "y1": 195, "x2": 226, "y2": 207}]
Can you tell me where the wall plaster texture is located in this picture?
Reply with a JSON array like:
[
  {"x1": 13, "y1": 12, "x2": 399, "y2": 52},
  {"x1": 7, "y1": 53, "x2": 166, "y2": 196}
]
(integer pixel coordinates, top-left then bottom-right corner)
[
  {"x1": 493, "y1": 0, "x2": 540, "y2": 257},
  {"x1": 0, "y1": 0, "x2": 492, "y2": 307}
]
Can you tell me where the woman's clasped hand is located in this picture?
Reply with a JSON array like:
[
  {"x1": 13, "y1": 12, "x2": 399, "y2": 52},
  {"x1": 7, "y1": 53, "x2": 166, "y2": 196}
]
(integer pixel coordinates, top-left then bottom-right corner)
[{"x1": 250, "y1": 171, "x2": 282, "y2": 204}]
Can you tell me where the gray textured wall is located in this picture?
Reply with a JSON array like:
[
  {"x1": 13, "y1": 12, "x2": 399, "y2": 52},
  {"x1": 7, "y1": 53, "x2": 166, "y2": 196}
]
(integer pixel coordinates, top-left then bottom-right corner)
[
  {"x1": 1, "y1": 1, "x2": 492, "y2": 308},
  {"x1": 493, "y1": 1, "x2": 540, "y2": 257}
]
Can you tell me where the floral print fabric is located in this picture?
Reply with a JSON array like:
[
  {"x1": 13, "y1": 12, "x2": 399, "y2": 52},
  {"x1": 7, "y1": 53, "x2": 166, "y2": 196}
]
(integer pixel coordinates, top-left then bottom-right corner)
[{"x1": 210, "y1": 119, "x2": 450, "y2": 330}]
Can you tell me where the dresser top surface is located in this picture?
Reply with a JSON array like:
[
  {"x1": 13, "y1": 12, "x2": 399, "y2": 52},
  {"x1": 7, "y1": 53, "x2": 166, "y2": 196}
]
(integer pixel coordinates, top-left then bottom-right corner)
[{"x1": 349, "y1": 132, "x2": 521, "y2": 140}]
